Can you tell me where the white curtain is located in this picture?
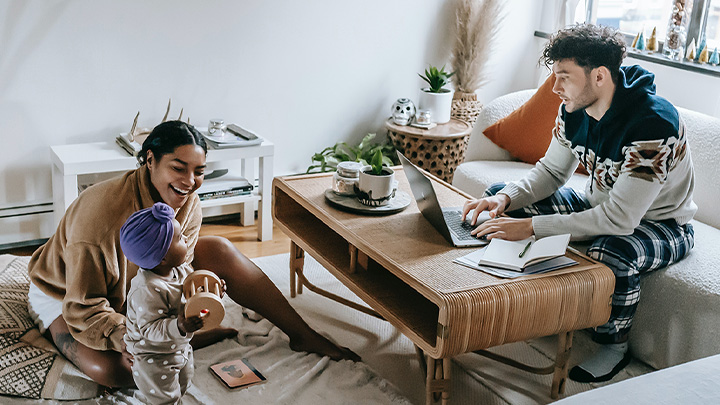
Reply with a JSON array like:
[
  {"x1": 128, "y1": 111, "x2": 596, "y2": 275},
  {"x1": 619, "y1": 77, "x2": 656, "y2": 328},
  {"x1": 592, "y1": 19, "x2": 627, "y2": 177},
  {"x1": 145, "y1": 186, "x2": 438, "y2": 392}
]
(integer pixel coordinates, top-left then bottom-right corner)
[{"x1": 554, "y1": 0, "x2": 582, "y2": 30}]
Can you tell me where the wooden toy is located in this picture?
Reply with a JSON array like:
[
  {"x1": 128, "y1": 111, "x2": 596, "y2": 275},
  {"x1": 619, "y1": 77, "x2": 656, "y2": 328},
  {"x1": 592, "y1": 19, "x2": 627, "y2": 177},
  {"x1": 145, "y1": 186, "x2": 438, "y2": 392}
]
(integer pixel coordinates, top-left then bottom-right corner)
[{"x1": 183, "y1": 270, "x2": 225, "y2": 331}]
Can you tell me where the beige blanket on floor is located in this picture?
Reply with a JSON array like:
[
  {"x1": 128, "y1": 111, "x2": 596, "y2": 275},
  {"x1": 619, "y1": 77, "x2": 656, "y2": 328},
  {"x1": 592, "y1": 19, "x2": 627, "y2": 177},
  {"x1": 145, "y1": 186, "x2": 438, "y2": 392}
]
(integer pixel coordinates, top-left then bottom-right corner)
[{"x1": 0, "y1": 254, "x2": 411, "y2": 405}]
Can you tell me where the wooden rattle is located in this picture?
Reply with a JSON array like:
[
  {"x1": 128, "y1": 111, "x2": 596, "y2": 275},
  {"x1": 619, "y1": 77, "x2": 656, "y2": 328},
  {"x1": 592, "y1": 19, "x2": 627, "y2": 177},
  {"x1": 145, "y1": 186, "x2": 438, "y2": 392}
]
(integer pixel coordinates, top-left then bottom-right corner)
[{"x1": 182, "y1": 270, "x2": 225, "y2": 331}]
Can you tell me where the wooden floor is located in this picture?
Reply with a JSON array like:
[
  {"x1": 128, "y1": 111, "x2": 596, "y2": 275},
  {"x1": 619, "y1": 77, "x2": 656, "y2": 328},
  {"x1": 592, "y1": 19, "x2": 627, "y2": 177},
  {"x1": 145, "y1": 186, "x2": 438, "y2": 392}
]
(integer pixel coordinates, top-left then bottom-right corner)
[
  {"x1": 3, "y1": 216, "x2": 292, "y2": 259},
  {"x1": 199, "y1": 217, "x2": 291, "y2": 258}
]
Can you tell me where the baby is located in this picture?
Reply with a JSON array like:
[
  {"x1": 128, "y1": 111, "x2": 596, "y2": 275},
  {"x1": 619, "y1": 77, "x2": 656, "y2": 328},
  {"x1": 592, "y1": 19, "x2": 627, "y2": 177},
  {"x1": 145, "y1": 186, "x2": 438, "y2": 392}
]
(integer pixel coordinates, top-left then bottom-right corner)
[{"x1": 120, "y1": 202, "x2": 209, "y2": 404}]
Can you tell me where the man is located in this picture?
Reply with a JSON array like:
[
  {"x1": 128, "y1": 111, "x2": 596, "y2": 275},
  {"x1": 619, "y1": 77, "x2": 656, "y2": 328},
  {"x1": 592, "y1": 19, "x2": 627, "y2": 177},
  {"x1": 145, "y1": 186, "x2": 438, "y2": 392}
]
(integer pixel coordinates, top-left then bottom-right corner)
[{"x1": 462, "y1": 24, "x2": 696, "y2": 383}]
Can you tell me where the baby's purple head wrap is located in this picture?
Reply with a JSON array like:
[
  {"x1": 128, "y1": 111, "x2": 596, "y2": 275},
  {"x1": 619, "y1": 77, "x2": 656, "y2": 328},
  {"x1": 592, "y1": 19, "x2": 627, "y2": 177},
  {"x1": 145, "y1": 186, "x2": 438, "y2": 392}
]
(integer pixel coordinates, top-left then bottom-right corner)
[{"x1": 120, "y1": 202, "x2": 176, "y2": 269}]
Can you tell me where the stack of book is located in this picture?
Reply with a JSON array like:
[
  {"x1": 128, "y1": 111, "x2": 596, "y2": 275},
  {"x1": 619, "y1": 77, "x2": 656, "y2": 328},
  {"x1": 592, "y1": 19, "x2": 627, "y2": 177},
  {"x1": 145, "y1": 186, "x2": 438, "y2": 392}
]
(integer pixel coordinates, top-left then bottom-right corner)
[
  {"x1": 196, "y1": 169, "x2": 253, "y2": 201},
  {"x1": 115, "y1": 132, "x2": 148, "y2": 157},
  {"x1": 201, "y1": 125, "x2": 263, "y2": 149}
]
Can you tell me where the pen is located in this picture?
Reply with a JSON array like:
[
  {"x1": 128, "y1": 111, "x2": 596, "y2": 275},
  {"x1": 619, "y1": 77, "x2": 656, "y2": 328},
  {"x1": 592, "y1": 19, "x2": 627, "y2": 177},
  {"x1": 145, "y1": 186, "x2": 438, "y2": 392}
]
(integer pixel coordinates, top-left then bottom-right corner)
[{"x1": 518, "y1": 241, "x2": 532, "y2": 258}]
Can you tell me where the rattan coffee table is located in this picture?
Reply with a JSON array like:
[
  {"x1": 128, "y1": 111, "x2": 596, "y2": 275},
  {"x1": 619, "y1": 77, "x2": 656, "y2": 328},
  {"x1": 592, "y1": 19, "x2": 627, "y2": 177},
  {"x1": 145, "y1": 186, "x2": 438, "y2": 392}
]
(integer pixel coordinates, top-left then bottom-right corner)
[{"x1": 272, "y1": 169, "x2": 614, "y2": 404}]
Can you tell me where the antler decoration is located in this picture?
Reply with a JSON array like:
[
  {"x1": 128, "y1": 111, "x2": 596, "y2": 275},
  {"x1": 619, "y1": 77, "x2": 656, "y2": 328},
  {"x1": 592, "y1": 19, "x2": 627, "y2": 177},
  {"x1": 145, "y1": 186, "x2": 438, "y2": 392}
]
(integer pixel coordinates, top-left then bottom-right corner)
[
  {"x1": 128, "y1": 98, "x2": 185, "y2": 142},
  {"x1": 129, "y1": 111, "x2": 140, "y2": 142},
  {"x1": 161, "y1": 99, "x2": 172, "y2": 122}
]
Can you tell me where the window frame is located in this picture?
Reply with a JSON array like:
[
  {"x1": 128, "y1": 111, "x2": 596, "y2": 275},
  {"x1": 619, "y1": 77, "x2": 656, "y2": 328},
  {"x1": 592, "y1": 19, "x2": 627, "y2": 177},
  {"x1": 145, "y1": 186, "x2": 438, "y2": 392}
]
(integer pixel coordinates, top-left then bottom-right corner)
[{"x1": 585, "y1": 0, "x2": 711, "y2": 52}]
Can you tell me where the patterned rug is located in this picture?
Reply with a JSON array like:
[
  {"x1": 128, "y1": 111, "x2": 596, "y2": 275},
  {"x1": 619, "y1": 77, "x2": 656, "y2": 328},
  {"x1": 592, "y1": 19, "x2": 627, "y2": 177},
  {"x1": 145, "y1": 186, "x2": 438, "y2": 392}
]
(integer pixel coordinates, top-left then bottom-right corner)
[{"x1": 0, "y1": 255, "x2": 99, "y2": 400}]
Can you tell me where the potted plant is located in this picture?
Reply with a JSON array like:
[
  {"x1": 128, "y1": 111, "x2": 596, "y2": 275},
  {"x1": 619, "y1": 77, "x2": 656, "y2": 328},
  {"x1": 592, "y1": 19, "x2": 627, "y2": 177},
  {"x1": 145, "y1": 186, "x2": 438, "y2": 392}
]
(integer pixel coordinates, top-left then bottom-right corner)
[
  {"x1": 418, "y1": 64, "x2": 455, "y2": 124},
  {"x1": 306, "y1": 133, "x2": 397, "y2": 174},
  {"x1": 450, "y1": 0, "x2": 503, "y2": 126},
  {"x1": 356, "y1": 149, "x2": 396, "y2": 206}
]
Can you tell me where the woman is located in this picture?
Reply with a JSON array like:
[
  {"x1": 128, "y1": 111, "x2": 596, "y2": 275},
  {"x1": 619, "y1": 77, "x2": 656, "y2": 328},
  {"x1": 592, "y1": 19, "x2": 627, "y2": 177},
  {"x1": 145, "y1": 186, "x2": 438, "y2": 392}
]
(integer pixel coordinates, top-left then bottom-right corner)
[{"x1": 28, "y1": 121, "x2": 358, "y2": 388}]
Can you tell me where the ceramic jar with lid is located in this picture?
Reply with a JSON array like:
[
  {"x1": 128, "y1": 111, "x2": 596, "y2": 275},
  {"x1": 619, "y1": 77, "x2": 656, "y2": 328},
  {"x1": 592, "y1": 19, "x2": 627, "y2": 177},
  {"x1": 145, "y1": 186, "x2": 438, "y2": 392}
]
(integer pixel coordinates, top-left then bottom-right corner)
[{"x1": 332, "y1": 161, "x2": 363, "y2": 196}]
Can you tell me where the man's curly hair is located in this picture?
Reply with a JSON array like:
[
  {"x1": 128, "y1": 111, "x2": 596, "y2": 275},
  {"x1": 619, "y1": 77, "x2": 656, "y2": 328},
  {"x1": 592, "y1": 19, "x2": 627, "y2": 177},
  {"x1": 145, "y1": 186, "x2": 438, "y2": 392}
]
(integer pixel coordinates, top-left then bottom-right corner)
[{"x1": 540, "y1": 24, "x2": 627, "y2": 84}]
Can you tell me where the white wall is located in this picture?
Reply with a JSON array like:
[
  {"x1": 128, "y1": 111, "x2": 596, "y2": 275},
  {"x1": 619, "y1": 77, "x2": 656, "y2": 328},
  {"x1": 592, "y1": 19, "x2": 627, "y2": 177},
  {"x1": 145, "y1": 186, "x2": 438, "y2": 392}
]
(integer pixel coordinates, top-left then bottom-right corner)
[{"x1": 0, "y1": 0, "x2": 543, "y2": 211}]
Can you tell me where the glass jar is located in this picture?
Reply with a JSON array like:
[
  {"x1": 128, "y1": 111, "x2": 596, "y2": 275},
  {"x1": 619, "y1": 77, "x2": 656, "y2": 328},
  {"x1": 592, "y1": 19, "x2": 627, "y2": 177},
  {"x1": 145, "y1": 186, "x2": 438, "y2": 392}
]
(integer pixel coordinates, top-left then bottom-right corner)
[
  {"x1": 416, "y1": 109, "x2": 432, "y2": 125},
  {"x1": 664, "y1": 0, "x2": 693, "y2": 61},
  {"x1": 332, "y1": 161, "x2": 363, "y2": 196},
  {"x1": 208, "y1": 118, "x2": 225, "y2": 136}
]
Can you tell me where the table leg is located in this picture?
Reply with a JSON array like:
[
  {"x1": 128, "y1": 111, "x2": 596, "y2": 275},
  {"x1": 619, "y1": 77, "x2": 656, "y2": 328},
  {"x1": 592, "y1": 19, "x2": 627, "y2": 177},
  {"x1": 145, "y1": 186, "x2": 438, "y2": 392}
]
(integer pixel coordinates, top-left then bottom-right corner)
[
  {"x1": 425, "y1": 355, "x2": 451, "y2": 405},
  {"x1": 551, "y1": 330, "x2": 573, "y2": 399},
  {"x1": 241, "y1": 157, "x2": 255, "y2": 227},
  {"x1": 289, "y1": 241, "x2": 304, "y2": 298},
  {"x1": 51, "y1": 164, "x2": 78, "y2": 227},
  {"x1": 257, "y1": 154, "x2": 274, "y2": 241}
]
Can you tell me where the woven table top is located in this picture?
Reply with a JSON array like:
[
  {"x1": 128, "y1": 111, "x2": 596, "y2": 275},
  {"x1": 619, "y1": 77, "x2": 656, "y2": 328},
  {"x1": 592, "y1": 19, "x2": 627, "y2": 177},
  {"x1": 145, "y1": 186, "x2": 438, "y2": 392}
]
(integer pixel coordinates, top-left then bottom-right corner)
[{"x1": 275, "y1": 170, "x2": 606, "y2": 294}]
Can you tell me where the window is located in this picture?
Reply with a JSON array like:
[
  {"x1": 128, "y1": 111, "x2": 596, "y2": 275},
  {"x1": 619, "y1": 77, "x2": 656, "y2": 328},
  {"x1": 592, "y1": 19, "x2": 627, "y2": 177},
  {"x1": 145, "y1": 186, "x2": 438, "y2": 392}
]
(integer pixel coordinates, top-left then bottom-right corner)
[
  {"x1": 578, "y1": 0, "x2": 719, "y2": 55},
  {"x1": 706, "y1": 1, "x2": 720, "y2": 50}
]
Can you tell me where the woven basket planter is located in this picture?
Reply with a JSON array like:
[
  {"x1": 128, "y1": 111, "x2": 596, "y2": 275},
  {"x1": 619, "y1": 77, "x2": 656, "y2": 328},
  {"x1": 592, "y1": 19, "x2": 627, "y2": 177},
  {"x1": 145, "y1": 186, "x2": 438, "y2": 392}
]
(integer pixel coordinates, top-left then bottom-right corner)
[{"x1": 451, "y1": 91, "x2": 483, "y2": 127}]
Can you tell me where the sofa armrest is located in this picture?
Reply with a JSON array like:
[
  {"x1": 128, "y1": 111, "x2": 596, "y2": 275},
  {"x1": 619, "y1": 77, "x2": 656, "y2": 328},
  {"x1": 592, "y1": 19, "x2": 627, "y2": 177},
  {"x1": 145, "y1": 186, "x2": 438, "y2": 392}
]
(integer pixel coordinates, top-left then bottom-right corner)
[{"x1": 466, "y1": 89, "x2": 536, "y2": 162}]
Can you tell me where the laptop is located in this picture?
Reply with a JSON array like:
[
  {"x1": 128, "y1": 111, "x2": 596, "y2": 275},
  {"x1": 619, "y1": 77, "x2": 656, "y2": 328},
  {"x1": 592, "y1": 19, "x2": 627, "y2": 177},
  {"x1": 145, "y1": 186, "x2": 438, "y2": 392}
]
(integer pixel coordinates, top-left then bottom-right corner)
[{"x1": 397, "y1": 151, "x2": 490, "y2": 247}]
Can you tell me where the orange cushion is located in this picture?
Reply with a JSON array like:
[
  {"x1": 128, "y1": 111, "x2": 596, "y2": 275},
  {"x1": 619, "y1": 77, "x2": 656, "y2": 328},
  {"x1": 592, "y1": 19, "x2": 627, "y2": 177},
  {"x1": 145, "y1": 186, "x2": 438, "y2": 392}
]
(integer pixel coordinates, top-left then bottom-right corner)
[{"x1": 483, "y1": 74, "x2": 562, "y2": 164}]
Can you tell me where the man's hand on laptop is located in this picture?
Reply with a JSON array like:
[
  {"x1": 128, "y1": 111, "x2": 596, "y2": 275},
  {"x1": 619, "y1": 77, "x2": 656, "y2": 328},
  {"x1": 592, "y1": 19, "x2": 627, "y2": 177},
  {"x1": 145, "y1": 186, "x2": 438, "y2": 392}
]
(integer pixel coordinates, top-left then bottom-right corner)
[
  {"x1": 470, "y1": 217, "x2": 534, "y2": 241},
  {"x1": 462, "y1": 194, "x2": 511, "y2": 224},
  {"x1": 462, "y1": 194, "x2": 533, "y2": 241}
]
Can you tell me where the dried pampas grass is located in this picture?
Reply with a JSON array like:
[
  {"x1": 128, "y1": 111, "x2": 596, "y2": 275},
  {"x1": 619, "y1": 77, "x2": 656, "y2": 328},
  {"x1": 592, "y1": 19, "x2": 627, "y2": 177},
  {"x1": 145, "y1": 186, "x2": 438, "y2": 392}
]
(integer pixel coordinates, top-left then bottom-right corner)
[{"x1": 451, "y1": 0, "x2": 504, "y2": 94}]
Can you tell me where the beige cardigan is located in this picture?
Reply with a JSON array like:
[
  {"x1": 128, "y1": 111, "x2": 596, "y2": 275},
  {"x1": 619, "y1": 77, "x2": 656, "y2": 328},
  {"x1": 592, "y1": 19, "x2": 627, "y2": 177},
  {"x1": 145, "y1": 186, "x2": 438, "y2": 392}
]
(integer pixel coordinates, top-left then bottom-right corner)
[{"x1": 28, "y1": 165, "x2": 202, "y2": 352}]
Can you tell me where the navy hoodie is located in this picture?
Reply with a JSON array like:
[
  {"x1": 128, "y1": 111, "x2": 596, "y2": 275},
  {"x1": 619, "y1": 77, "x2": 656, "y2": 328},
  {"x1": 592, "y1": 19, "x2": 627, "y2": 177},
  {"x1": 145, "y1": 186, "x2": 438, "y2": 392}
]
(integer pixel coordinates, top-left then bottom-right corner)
[
  {"x1": 563, "y1": 65, "x2": 680, "y2": 191},
  {"x1": 498, "y1": 65, "x2": 697, "y2": 240}
]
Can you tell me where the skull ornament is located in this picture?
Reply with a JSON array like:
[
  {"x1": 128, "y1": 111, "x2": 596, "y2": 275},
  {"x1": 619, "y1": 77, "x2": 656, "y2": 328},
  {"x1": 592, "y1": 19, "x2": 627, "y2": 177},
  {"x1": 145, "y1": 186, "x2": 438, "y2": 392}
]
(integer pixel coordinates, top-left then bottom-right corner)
[{"x1": 391, "y1": 98, "x2": 416, "y2": 126}]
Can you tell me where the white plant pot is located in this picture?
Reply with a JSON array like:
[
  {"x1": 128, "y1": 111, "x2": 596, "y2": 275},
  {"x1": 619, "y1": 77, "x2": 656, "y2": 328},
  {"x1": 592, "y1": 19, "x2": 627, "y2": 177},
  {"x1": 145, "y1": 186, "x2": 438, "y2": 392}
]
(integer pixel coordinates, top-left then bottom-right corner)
[
  {"x1": 357, "y1": 166, "x2": 396, "y2": 206},
  {"x1": 419, "y1": 88, "x2": 454, "y2": 124}
]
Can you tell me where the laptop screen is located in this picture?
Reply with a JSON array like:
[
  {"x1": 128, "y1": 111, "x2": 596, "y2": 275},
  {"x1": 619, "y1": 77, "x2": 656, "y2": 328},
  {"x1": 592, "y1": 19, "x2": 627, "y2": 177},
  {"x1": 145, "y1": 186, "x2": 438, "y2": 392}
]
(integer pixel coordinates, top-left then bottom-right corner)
[{"x1": 397, "y1": 151, "x2": 455, "y2": 242}]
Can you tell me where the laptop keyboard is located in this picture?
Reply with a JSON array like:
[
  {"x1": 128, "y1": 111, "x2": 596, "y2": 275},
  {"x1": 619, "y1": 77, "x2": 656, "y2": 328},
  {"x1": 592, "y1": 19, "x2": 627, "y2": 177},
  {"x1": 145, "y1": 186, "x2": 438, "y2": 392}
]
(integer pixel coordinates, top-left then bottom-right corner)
[{"x1": 443, "y1": 210, "x2": 479, "y2": 241}]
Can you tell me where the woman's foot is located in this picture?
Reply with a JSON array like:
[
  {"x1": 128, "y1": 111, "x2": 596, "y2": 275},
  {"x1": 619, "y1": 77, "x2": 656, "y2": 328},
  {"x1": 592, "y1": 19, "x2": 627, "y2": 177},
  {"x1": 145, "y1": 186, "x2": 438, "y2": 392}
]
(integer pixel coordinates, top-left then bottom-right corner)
[
  {"x1": 190, "y1": 327, "x2": 238, "y2": 350},
  {"x1": 289, "y1": 331, "x2": 361, "y2": 362}
]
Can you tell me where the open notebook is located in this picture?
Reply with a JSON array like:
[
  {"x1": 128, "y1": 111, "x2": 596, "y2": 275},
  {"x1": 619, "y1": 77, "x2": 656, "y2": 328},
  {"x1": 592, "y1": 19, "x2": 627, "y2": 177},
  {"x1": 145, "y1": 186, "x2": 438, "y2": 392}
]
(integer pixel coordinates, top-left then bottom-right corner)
[{"x1": 478, "y1": 233, "x2": 571, "y2": 271}]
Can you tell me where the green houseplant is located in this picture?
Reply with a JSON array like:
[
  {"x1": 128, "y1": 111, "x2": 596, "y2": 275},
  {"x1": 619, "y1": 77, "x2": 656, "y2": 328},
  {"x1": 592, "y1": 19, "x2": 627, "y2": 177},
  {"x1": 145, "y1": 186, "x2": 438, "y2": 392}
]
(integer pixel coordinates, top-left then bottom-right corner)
[
  {"x1": 306, "y1": 133, "x2": 397, "y2": 174},
  {"x1": 418, "y1": 65, "x2": 455, "y2": 93},
  {"x1": 418, "y1": 64, "x2": 455, "y2": 124},
  {"x1": 357, "y1": 149, "x2": 396, "y2": 206}
]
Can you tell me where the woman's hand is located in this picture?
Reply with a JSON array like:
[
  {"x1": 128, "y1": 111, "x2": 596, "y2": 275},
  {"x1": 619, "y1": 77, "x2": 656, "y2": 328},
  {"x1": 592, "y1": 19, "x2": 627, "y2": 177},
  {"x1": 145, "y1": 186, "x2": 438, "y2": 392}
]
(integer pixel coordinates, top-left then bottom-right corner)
[
  {"x1": 462, "y1": 194, "x2": 511, "y2": 225},
  {"x1": 177, "y1": 308, "x2": 205, "y2": 335},
  {"x1": 220, "y1": 279, "x2": 227, "y2": 298},
  {"x1": 471, "y1": 217, "x2": 534, "y2": 241}
]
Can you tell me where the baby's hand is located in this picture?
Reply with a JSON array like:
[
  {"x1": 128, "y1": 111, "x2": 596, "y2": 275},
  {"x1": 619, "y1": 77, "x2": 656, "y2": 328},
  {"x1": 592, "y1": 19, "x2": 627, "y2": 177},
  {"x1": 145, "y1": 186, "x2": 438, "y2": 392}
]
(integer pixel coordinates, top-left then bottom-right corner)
[{"x1": 177, "y1": 309, "x2": 205, "y2": 335}]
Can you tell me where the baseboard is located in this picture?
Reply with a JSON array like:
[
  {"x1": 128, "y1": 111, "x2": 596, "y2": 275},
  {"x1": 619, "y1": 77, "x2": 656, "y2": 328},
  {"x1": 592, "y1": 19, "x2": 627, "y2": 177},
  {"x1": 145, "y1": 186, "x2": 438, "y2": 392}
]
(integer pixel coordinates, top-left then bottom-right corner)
[
  {"x1": 0, "y1": 202, "x2": 54, "y2": 249},
  {"x1": 0, "y1": 199, "x2": 257, "y2": 249}
]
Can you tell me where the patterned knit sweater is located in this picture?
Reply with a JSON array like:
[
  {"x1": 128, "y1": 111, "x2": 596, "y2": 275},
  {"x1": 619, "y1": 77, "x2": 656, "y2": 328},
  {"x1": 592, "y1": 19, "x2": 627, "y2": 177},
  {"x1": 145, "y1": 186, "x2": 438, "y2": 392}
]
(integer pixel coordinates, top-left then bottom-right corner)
[{"x1": 499, "y1": 65, "x2": 697, "y2": 241}]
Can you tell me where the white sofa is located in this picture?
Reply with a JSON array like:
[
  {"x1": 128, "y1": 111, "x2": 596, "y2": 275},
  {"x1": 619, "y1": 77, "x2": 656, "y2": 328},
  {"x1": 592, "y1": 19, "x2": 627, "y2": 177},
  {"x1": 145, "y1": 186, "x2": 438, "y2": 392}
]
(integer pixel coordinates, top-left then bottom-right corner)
[{"x1": 452, "y1": 89, "x2": 720, "y2": 372}]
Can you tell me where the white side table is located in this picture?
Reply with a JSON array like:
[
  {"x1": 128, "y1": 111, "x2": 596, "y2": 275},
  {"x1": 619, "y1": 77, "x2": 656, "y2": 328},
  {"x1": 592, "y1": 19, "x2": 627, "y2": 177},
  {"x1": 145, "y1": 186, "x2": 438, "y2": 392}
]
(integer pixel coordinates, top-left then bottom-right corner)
[{"x1": 50, "y1": 141, "x2": 274, "y2": 241}]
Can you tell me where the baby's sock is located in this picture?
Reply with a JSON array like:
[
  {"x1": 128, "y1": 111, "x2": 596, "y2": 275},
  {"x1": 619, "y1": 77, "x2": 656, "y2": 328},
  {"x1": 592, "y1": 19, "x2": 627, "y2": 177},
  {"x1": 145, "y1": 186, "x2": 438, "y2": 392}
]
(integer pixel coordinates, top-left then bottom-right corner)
[{"x1": 569, "y1": 342, "x2": 630, "y2": 383}]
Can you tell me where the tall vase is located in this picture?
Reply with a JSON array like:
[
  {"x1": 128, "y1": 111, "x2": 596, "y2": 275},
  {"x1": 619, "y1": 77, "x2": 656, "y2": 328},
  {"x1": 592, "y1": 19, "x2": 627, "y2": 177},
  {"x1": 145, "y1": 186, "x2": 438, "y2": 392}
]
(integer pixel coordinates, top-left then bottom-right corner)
[
  {"x1": 663, "y1": 0, "x2": 693, "y2": 61},
  {"x1": 419, "y1": 89, "x2": 454, "y2": 124},
  {"x1": 451, "y1": 91, "x2": 483, "y2": 127}
]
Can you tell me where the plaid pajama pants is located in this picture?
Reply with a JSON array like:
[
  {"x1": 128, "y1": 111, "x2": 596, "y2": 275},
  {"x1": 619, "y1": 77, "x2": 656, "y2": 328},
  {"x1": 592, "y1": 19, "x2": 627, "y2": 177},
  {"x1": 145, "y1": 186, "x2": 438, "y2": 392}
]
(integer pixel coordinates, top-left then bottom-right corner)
[{"x1": 484, "y1": 183, "x2": 695, "y2": 343}]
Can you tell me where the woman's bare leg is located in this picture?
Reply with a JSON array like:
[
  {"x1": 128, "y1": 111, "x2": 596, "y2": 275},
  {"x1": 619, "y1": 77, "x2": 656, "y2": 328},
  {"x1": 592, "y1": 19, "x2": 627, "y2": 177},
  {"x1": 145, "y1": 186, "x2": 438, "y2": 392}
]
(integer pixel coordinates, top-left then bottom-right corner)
[
  {"x1": 45, "y1": 317, "x2": 135, "y2": 388},
  {"x1": 192, "y1": 236, "x2": 360, "y2": 361}
]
